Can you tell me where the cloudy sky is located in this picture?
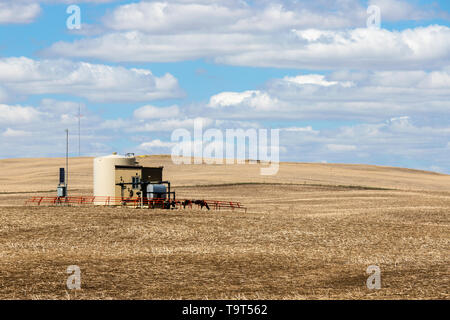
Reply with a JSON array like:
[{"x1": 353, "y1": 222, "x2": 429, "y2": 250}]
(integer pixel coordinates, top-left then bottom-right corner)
[{"x1": 0, "y1": 0, "x2": 449, "y2": 173}]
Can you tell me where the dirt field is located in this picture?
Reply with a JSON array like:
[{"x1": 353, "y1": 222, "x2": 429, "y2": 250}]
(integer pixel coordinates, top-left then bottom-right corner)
[{"x1": 0, "y1": 156, "x2": 449, "y2": 299}]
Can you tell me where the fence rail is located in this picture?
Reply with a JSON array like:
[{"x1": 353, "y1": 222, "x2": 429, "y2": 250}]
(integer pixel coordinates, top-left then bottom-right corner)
[{"x1": 25, "y1": 196, "x2": 246, "y2": 212}]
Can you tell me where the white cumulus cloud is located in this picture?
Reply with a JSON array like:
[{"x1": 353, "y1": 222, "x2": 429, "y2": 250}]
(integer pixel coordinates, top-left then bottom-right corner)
[
  {"x1": 0, "y1": 104, "x2": 42, "y2": 124},
  {"x1": 203, "y1": 70, "x2": 450, "y2": 122},
  {"x1": 0, "y1": 2, "x2": 41, "y2": 24},
  {"x1": 138, "y1": 139, "x2": 176, "y2": 150},
  {"x1": 133, "y1": 105, "x2": 180, "y2": 119},
  {"x1": 209, "y1": 90, "x2": 279, "y2": 110},
  {"x1": 2, "y1": 128, "x2": 32, "y2": 138},
  {"x1": 283, "y1": 75, "x2": 354, "y2": 87},
  {"x1": 0, "y1": 57, "x2": 183, "y2": 102},
  {"x1": 40, "y1": 0, "x2": 450, "y2": 70}
]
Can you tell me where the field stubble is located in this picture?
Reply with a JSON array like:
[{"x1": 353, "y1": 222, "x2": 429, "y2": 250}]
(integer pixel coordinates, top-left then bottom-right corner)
[{"x1": 0, "y1": 182, "x2": 449, "y2": 299}]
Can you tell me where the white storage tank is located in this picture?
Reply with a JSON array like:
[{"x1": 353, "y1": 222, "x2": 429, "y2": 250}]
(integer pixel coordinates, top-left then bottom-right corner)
[{"x1": 93, "y1": 153, "x2": 137, "y2": 204}]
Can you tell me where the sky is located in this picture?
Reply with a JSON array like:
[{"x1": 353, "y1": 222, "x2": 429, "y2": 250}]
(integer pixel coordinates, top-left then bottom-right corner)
[{"x1": 0, "y1": 0, "x2": 449, "y2": 173}]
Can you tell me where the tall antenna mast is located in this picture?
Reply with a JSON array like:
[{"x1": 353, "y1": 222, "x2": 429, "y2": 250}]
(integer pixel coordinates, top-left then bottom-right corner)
[{"x1": 78, "y1": 104, "x2": 81, "y2": 157}]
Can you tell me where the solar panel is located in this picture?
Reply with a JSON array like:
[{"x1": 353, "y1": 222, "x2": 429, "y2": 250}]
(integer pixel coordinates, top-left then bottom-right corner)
[{"x1": 59, "y1": 168, "x2": 65, "y2": 185}]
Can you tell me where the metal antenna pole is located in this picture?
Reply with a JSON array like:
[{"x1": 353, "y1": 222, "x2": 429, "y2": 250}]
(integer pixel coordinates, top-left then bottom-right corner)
[
  {"x1": 66, "y1": 129, "x2": 69, "y2": 194},
  {"x1": 78, "y1": 104, "x2": 81, "y2": 157}
]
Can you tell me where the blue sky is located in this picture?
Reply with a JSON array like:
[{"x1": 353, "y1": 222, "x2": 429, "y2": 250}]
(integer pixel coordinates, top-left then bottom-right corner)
[{"x1": 0, "y1": 0, "x2": 449, "y2": 173}]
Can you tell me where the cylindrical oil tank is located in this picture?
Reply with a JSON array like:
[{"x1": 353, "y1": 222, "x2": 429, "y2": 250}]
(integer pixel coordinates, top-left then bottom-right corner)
[{"x1": 93, "y1": 153, "x2": 137, "y2": 204}]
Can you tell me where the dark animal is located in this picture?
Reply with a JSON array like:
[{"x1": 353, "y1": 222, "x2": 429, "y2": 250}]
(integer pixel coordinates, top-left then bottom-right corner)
[
  {"x1": 194, "y1": 200, "x2": 210, "y2": 210},
  {"x1": 182, "y1": 200, "x2": 192, "y2": 209},
  {"x1": 182, "y1": 199, "x2": 210, "y2": 210}
]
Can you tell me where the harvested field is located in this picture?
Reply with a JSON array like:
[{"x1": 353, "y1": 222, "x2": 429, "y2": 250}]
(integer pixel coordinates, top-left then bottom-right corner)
[{"x1": 0, "y1": 156, "x2": 449, "y2": 299}]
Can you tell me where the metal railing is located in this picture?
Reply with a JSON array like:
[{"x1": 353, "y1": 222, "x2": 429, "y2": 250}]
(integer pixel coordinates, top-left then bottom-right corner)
[{"x1": 25, "y1": 196, "x2": 246, "y2": 212}]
